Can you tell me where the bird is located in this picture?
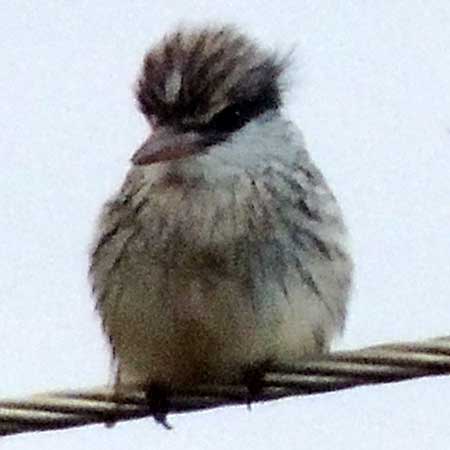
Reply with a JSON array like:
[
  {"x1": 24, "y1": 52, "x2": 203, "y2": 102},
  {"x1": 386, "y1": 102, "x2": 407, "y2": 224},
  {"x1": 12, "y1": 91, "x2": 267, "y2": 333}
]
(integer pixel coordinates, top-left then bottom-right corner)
[{"x1": 89, "y1": 24, "x2": 353, "y2": 423}]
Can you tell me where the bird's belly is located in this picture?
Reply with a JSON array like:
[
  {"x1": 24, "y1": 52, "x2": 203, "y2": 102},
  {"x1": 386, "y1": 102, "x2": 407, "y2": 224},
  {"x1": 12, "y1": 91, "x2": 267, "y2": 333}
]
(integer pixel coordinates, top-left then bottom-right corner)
[
  {"x1": 93, "y1": 179, "x2": 350, "y2": 388},
  {"x1": 100, "y1": 240, "x2": 338, "y2": 388},
  {"x1": 100, "y1": 235, "x2": 270, "y2": 387}
]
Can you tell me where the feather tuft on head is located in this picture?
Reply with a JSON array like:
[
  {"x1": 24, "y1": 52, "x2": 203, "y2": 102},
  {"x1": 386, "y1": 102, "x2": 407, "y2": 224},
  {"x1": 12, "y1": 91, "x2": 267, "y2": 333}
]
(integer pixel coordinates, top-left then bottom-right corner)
[{"x1": 136, "y1": 25, "x2": 287, "y2": 133}]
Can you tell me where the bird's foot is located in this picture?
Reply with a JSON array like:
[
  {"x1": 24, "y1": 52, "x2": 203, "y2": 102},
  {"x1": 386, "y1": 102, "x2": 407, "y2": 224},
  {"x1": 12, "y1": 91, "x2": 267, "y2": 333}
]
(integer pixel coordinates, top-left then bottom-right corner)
[
  {"x1": 145, "y1": 383, "x2": 173, "y2": 430},
  {"x1": 242, "y1": 360, "x2": 272, "y2": 410}
]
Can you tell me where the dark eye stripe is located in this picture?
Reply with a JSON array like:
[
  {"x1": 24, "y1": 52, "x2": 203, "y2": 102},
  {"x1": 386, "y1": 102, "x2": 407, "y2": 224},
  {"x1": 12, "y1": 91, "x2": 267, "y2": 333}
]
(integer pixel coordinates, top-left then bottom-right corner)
[{"x1": 203, "y1": 89, "x2": 280, "y2": 134}]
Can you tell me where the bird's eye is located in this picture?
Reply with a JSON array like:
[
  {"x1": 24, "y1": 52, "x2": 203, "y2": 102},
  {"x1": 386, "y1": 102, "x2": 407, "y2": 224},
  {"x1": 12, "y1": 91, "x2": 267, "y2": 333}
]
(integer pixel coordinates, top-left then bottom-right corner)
[
  {"x1": 206, "y1": 104, "x2": 250, "y2": 133},
  {"x1": 206, "y1": 93, "x2": 278, "y2": 134}
]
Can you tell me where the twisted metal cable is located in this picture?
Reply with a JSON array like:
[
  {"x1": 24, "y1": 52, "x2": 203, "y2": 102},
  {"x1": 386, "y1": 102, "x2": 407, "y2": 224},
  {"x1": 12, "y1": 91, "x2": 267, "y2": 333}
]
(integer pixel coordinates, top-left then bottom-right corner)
[{"x1": 1, "y1": 335, "x2": 449, "y2": 437}]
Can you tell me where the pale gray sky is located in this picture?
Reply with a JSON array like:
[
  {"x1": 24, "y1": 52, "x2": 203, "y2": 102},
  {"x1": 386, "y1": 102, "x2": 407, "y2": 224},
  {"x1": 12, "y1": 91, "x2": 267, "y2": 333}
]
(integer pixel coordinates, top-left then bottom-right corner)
[{"x1": 1, "y1": 1, "x2": 449, "y2": 449}]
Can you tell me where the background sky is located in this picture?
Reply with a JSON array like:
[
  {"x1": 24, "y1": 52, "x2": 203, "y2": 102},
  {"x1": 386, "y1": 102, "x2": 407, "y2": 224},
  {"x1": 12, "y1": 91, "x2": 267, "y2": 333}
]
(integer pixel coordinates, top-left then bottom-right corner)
[{"x1": 1, "y1": 1, "x2": 449, "y2": 449}]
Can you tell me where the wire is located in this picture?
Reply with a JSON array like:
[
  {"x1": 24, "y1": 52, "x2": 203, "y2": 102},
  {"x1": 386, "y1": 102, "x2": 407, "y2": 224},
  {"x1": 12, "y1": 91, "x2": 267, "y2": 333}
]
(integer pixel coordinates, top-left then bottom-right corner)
[{"x1": 1, "y1": 335, "x2": 449, "y2": 437}]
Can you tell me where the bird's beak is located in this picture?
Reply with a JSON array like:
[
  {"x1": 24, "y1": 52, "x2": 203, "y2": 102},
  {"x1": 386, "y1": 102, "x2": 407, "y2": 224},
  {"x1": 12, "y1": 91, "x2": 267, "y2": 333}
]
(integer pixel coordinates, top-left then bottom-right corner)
[{"x1": 131, "y1": 127, "x2": 206, "y2": 166}]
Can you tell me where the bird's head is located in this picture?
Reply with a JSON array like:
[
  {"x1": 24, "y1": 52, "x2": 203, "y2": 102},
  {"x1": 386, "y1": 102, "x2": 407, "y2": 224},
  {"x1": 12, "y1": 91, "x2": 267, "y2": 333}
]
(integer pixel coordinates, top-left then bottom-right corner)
[{"x1": 132, "y1": 25, "x2": 287, "y2": 167}]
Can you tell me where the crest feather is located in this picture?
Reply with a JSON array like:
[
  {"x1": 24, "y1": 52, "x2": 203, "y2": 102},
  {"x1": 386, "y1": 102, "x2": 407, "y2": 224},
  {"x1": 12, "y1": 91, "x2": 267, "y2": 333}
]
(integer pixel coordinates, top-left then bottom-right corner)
[{"x1": 136, "y1": 26, "x2": 287, "y2": 129}]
